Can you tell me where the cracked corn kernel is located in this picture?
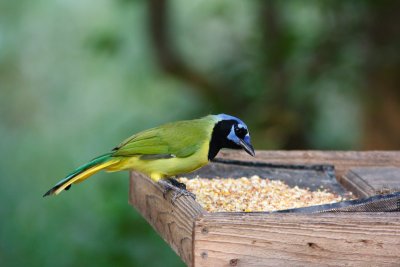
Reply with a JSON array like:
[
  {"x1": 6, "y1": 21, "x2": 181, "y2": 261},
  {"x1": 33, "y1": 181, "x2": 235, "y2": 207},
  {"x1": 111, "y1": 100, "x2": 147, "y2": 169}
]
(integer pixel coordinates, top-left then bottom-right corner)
[{"x1": 177, "y1": 176, "x2": 346, "y2": 212}]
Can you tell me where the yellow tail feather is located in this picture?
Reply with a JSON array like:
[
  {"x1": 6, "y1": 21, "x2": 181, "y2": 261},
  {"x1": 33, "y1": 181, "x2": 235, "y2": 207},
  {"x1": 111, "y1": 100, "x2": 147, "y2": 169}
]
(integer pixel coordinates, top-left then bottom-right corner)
[{"x1": 49, "y1": 159, "x2": 119, "y2": 196}]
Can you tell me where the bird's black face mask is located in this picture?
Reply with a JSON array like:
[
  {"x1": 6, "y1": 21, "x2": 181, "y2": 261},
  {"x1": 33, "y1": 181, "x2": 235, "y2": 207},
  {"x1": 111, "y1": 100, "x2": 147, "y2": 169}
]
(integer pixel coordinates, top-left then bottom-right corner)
[{"x1": 208, "y1": 119, "x2": 255, "y2": 160}]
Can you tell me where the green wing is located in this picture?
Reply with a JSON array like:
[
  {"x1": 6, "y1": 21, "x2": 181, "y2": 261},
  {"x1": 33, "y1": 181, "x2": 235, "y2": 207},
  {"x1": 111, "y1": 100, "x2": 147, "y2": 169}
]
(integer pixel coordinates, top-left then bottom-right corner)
[{"x1": 112, "y1": 116, "x2": 215, "y2": 159}]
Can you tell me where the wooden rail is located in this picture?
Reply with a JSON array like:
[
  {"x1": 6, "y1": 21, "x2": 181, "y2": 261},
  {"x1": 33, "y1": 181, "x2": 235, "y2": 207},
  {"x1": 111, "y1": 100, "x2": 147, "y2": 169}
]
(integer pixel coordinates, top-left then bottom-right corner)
[{"x1": 217, "y1": 150, "x2": 400, "y2": 179}]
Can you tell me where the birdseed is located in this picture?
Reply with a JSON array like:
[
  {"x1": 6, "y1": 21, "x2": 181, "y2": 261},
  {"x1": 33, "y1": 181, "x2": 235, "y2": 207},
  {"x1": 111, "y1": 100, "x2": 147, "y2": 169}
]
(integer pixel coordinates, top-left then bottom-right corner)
[{"x1": 177, "y1": 176, "x2": 347, "y2": 212}]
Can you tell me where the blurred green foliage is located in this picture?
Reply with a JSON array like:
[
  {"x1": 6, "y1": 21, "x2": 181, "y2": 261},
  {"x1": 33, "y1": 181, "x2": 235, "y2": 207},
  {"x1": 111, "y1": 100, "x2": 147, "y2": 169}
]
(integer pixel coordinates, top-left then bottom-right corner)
[{"x1": 1, "y1": 0, "x2": 399, "y2": 266}]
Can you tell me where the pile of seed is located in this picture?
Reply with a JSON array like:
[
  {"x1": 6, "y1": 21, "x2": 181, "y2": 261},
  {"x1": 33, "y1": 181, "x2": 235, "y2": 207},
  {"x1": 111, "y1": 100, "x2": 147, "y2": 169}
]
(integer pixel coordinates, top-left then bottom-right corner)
[{"x1": 177, "y1": 176, "x2": 346, "y2": 212}]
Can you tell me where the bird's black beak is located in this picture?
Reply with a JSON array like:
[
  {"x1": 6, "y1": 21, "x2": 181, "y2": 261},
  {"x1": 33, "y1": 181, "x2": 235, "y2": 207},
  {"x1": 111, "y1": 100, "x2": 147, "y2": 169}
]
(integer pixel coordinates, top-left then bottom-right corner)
[{"x1": 239, "y1": 138, "x2": 255, "y2": 157}]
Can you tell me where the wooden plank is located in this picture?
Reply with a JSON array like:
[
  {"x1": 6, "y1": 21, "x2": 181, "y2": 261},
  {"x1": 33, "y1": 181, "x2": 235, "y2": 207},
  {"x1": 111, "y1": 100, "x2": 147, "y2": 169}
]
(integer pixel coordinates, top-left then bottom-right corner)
[
  {"x1": 342, "y1": 167, "x2": 400, "y2": 197},
  {"x1": 217, "y1": 150, "x2": 400, "y2": 179},
  {"x1": 129, "y1": 171, "x2": 205, "y2": 266},
  {"x1": 194, "y1": 212, "x2": 400, "y2": 267}
]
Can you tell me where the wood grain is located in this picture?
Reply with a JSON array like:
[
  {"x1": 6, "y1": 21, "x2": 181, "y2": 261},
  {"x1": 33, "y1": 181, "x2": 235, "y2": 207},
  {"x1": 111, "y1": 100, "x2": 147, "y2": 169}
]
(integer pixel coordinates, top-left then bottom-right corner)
[
  {"x1": 342, "y1": 167, "x2": 400, "y2": 197},
  {"x1": 194, "y1": 212, "x2": 400, "y2": 267},
  {"x1": 129, "y1": 171, "x2": 205, "y2": 266}
]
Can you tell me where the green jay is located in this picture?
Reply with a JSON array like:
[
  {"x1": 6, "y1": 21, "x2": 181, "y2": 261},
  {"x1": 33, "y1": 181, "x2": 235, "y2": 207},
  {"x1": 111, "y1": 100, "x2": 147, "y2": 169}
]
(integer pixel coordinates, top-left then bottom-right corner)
[{"x1": 43, "y1": 114, "x2": 255, "y2": 199}]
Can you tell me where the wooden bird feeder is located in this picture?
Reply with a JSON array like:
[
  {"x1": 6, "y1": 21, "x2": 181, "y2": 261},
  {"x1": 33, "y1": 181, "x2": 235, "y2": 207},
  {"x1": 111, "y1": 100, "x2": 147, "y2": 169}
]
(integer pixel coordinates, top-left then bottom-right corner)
[{"x1": 129, "y1": 151, "x2": 400, "y2": 266}]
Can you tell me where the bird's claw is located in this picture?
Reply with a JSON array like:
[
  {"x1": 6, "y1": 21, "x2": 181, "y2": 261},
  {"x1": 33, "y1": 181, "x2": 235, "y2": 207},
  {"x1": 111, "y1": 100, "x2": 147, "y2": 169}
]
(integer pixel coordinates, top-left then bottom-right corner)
[
  {"x1": 171, "y1": 189, "x2": 196, "y2": 203},
  {"x1": 158, "y1": 179, "x2": 196, "y2": 205}
]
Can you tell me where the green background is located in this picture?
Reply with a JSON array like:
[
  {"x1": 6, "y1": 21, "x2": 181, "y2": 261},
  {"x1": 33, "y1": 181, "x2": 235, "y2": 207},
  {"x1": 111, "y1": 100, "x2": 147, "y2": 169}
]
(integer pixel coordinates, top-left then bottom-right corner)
[{"x1": 1, "y1": 1, "x2": 399, "y2": 266}]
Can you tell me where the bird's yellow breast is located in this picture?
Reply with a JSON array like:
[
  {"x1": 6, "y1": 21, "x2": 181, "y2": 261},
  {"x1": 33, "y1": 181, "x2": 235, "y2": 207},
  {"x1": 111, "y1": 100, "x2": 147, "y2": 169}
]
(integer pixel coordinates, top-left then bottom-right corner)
[{"x1": 107, "y1": 140, "x2": 210, "y2": 182}]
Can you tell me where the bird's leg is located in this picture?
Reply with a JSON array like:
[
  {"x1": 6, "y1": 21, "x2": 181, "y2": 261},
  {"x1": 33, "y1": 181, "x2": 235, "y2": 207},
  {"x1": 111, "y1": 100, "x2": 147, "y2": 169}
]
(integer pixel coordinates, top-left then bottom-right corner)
[
  {"x1": 167, "y1": 178, "x2": 196, "y2": 203},
  {"x1": 166, "y1": 178, "x2": 187, "y2": 190},
  {"x1": 157, "y1": 178, "x2": 196, "y2": 204},
  {"x1": 158, "y1": 179, "x2": 175, "y2": 199}
]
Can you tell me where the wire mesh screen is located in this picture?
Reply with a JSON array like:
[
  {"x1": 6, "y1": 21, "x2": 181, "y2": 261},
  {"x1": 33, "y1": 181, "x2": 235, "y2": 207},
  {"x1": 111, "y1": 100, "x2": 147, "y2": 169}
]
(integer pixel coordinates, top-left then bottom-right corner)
[{"x1": 277, "y1": 191, "x2": 400, "y2": 213}]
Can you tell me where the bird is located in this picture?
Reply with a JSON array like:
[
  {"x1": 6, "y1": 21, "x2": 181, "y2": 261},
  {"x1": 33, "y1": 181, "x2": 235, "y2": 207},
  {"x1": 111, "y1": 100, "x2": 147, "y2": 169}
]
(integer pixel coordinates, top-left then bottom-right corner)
[{"x1": 43, "y1": 114, "x2": 255, "y2": 199}]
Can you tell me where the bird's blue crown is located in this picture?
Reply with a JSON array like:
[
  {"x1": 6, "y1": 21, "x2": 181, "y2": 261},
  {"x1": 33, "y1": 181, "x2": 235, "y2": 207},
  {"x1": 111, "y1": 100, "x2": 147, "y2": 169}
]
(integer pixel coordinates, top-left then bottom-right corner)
[{"x1": 216, "y1": 114, "x2": 247, "y2": 128}]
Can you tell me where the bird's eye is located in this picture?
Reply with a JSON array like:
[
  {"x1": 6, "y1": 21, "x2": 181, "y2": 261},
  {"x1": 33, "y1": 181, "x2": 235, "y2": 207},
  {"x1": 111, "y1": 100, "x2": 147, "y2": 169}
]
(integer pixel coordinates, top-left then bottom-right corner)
[{"x1": 235, "y1": 125, "x2": 247, "y2": 138}]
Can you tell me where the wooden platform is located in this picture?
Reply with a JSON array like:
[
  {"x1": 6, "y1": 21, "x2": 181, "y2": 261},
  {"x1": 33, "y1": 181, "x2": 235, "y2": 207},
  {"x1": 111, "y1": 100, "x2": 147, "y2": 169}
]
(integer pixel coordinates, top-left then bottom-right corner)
[{"x1": 129, "y1": 151, "x2": 400, "y2": 267}]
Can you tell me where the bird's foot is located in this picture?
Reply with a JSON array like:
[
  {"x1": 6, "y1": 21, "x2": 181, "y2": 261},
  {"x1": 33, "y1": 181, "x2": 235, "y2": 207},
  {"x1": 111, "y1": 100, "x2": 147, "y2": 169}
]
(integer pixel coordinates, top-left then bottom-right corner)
[
  {"x1": 171, "y1": 187, "x2": 196, "y2": 203},
  {"x1": 158, "y1": 179, "x2": 196, "y2": 204}
]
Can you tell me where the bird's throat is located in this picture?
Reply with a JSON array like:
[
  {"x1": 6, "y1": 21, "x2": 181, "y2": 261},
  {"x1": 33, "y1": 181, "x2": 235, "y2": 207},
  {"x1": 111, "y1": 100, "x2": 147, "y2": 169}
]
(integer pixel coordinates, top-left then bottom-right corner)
[{"x1": 208, "y1": 119, "x2": 238, "y2": 160}]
